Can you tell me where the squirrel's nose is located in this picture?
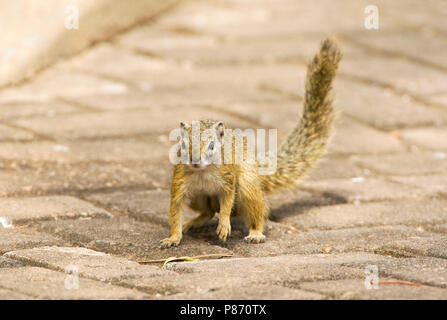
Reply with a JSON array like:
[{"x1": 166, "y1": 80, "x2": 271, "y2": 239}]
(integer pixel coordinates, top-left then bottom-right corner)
[{"x1": 192, "y1": 163, "x2": 201, "y2": 168}]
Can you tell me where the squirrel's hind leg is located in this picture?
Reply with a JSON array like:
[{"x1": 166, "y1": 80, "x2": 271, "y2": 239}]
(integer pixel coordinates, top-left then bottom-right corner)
[
  {"x1": 183, "y1": 195, "x2": 217, "y2": 232},
  {"x1": 238, "y1": 184, "x2": 268, "y2": 243}
]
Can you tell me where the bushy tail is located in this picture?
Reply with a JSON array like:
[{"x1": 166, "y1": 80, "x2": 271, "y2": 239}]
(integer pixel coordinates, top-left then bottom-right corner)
[{"x1": 261, "y1": 37, "x2": 342, "y2": 193}]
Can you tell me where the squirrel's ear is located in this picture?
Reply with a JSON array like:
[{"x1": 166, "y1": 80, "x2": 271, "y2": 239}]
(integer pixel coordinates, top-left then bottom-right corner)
[
  {"x1": 214, "y1": 121, "x2": 225, "y2": 141},
  {"x1": 180, "y1": 122, "x2": 190, "y2": 139},
  {"x1": 180, "y1": 121, "x2": 190, "y2": 129}
]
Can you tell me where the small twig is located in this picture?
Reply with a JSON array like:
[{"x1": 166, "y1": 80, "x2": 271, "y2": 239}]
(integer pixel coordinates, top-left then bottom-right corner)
[
  {"x1": 375, "y1": 280, "x2": 424, "y2": 287},
  {"x1": 137, "y1": 253, "x2": 234, "y2": 265}
]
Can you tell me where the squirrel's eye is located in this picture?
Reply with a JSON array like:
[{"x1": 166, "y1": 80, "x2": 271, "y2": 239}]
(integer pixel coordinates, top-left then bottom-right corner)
[{"x1": 209, "y1": 141, "x2": 214, "y2": 150}]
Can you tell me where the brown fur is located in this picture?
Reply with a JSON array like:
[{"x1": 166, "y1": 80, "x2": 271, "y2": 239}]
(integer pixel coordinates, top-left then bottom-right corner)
[{"x1": 160, "y1": 38, "x2": 342, "y2": 248}]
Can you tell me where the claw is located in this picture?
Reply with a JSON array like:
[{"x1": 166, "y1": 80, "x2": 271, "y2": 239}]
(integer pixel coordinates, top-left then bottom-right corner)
[
  {"x1": 244, "y1": 233, "x2": 265, "y2": 244},
  {"x1": 216, "y1": 221, "x2": 231, "y2": 242},
  {"x1": 160, "y1": 237, "x2": 180, "y2": 249}
]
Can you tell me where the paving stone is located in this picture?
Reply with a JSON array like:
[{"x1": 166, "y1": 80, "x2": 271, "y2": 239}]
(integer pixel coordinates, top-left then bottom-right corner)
[
  {"x1": 307, "y1": 157, "x2": 371, "y2": 181},
  {"x1": 74, "y1": 85, "x2": 281, "y2": 112},
  {"x1": 0, "y1": 288, "x2": 32, "y2": 300},
  {"x1": 119, "y1": 26, "x2": 219, "y2": 60},
  {"x1": 70, "y1": 44, "x2": 176, "y2": 91},
  {"x1": 400, "y1": 127, "x2": 447, "y2": 150},
  {"x1": 156, "y1": 1, "x2": 310, "y2": 38},
  {"x1": 33, "y1": 217, "x2": 232, "y2": 261},
  {"x1": 383, "y1": 0, "x2": 447, "y2": 37},
  {"x1": 161, "y1": 285, "x2": 325, "y2": 300},
  {"x1": 85, "y1": 189, "x2": 175, "y2": 227},
  {"x1": 68, "y1": 44, "x2": 299, "y2": 100},
  {"x1": 195, "y1": 99, "x2": 302, "y2": 135},
  {"x1": 120, "y1": 253, "x2": 385, "y2": 295},
  {"x1": 341, "y1": 50, "x2": 447, "y2": 96},
  {"x1": 335, "y1": 78, "x2": 447, "y2": 130},
  {"x1": 328, "y1": 117, "x2": 405, "y2": 155},
  {"x1": 0, "y1": 139, "x2": 170, "y2": 163},
  {"x1": 84, "y1": 197, "x2": 441, "y2": 260},
  {"x1": 378, "y1": 236, "x2": 447, "y2": 259},
  {"x1": 165, "y1": 252, "x2": 388, "y2": 274},
  {"x1": 159, "y1": 0, "x2": 399, "y2": 37},
  {"x1": 267, "y1": 188, "x2": 341, "y2": 212},
  {"x1": 136, "y1": 163, "x2": 172, "y2": 188},
  {"x1": 345, "y1": 29, "x2": 447, "y2": 70},
  {"x1": 0, "y1": 68, "x2": 129, "y2": 104},
  {"x1": 72, "y1": 92, "x2": 160, "y2": 111},
  {"x1": 231, "y1": 225, "x2": 436, "y2": 257},
  {"x1": 13, "y1": 107, "x2": 253, "y2": 140},
  {"x1": 0, "y1": 124, "x2": 34, "y2": 142},
  {"x1": 299, "y1": 278, "x2": 447, "y2": 300},
  {"x1": 300, "y1": 177, "x2": 423, "y2": 203},
  {"x1": 352, "y1": 152, "x2": 447, "y2": 175},
  {"x1": 0, "y1": 162, "x2": 163, "y2": 197},
  {"x1": 424, "y1": 224, "x2": 447, "y2": 235},
  {"x1": 429, "y1": 92, "x2": 447, "y2": 109},
  {"x1": 0, "y1": 196, "x2": 111, "y2": 225},
  {"x1": 130, "y1": 4, "x2": 446, "y2": 96},
  {"x1": 64, "y1": 63, "x2": 304, "y2": 130},
  {"x1": 119, "y1": 28, "x2": 326, "y2": 65},
  {"x1": 0, "y1": 267, "x2": 146, "y2": 299},
  {"x1": 344, "y1": 257, "x2": 447, "y2": 288},
  {"x1": 5, "y1": 246, "x2": 171, "y2": 282},
  {"x1": 272, "y1": 199, "x2": 447, "y2": 231},
  {"x1": 125, "y1": 263, "x2": 359, "y2": 296},
  {"x1": 0, "y1": 100, "x2": 79, "y2": 120},
  {"x1": 178, "y1": 212, "x2": 437, "y2": 257},
  {"x1": 0, "y1": 228, "x2": 65, "y2": 254},
  {"x1": 206, "y1": 95, "x2": 414, "y2": 158},
  {"x1": 187, "y1": 64, "x2": 308, "y2": 96},
  {"x1": 388, "y1": 174, "x2": 447, "y2": 197},
  {"x1": 242, "y1": 72, "x2": 447, "y2": 134},
  {"x1": 71, "y1": 62, "x2": 300, "y2": 109},
  {"x1": 0, "y1": 256, "x2": 24, "y2": 268}
]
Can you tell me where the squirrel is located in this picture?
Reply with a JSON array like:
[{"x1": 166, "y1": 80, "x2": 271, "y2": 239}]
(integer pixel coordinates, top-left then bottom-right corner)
[{"x1": 160, "y1": 37, "x2": 342, "y2": 248}]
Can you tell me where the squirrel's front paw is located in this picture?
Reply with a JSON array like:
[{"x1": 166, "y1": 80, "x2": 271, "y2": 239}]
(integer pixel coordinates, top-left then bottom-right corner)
[
  {"x1": 216, "y1": 220, "x2": 231, "y2": 242},
  {"x1": 160, "y1": 237, "x2": 181, "y2": 249}
]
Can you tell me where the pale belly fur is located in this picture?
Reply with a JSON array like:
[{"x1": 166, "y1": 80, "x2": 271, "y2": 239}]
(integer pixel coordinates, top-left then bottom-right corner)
[{"x1": 185, "y1": 170, "x2": 223, "y2": 198}]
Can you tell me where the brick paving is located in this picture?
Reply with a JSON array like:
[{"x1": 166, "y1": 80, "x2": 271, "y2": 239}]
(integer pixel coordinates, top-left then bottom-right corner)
[{"x1": 0, "y1": 0, "x2": 446, "y2": 299}]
